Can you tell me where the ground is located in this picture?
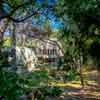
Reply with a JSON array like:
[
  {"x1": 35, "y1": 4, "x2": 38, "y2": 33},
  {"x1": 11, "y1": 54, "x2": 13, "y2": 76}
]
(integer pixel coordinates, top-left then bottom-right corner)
[{"x1": 48, "y1": 69, "x2": 100, "y2": 100}]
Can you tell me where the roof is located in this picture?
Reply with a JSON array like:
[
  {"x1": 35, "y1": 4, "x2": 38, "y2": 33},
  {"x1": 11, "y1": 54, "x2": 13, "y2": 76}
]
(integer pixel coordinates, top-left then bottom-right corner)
[{"x1": 34, "y1": 38, "x2": 64, "y2": 57}]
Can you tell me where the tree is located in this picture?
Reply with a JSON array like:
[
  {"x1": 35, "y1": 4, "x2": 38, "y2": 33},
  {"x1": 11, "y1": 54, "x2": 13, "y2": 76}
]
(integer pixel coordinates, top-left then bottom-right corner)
[{"x1": 51, "y1": 0, "x2": 100, "y2": 89}]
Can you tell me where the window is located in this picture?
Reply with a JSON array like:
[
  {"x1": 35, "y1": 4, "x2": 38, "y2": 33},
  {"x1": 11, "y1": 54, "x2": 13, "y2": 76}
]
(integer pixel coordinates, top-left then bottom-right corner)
[{"x1": 48, "y1": 58, "x2": 55, "y2": 63}]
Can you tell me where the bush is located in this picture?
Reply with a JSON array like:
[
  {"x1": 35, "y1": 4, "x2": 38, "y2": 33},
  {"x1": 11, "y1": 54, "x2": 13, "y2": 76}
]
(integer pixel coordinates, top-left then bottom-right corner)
[
  {"x1": 0, "y1": 70, "x2": 25, "y2": 100},
  {"x1": 64, "y1": 68, "x2": 78, "y2": 81},
  {"x1": 31, "y1": 86, "x2": 62, "y2": 100},
  {"x1": 0, "y1": 51, "x2": 25, "y2": 100}
]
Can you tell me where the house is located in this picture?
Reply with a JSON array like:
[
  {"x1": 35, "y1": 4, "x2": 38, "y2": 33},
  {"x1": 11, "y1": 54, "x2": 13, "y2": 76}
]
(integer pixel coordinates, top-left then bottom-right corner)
[
  {"x1": 34, "y1": 39, "x2": 64, "y2": 67},
  {"x1": 15, "y1": 22, "x2": 64, "y2": 70},
  {"x1": 15, "y1": 38, "x2": 64, "y2": 72}
]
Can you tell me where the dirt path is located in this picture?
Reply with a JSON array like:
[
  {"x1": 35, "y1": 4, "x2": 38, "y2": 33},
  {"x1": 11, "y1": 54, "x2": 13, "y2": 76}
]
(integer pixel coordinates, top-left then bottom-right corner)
[{"x1": 49, "y1": 70, "x2": 100, "y2": 100}]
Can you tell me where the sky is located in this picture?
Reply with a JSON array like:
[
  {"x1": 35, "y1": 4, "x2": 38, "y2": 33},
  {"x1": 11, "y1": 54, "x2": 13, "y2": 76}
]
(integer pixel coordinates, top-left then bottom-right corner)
[
  {"x1": 4, "y1": 31, "x2": 11, "y2": 36},
  {"x1": 36, "y1": 0, "x2": 56, "y2": 5},
  {"x1": 32, "y1": 11, "x2": 62, "y2": 31},
  {"x1": 34, "y1": 0, "x2": 62, "y2": 31},
  {"x1": 47, "y1": 11, "x2": 62, "y2": 31}
]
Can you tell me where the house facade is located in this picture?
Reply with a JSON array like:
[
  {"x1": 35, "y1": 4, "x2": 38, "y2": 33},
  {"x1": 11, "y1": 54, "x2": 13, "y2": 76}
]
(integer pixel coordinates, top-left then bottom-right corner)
[
  {"x1": 34, "y1": 39, "x2": 64, "y2": 67},
  {"x1": 15, "y1": 38, "x2": 64, "y2": 72}
]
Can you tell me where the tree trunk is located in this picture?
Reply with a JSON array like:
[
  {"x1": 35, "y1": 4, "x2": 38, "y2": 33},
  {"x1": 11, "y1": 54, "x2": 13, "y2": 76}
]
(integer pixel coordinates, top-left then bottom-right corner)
[
  {"x1": 79, "y1": 48, "x2": 84, "y2": 89},
  {"x1": 0, "y1": 31, "x2": 3, "y2": 52},
  {"x1": 11, "y1": 23, "x2": 16, "y2": 56},
  {"x1": 0, "y1": 19, "x2": 9, "y2": 52},
  {"x1": 11, "y1": 23, "x2": 17, "y2": 70}
]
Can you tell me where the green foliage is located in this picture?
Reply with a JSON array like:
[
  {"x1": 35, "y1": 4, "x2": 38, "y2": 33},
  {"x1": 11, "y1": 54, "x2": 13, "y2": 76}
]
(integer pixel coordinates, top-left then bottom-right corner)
[
  {"x1": 0, "y1": 66, "x2": 50, "y2": 99},
  {"x1": 33, "y1": 86, "x2": 62, "y2": 100},
  {"x1": 47, "y1": 86, "x2": 62, "y2": 97},
  {"x1": 57, "y1": 0, "x2": 100, "y2": 68},
  {"x1": 8, "y1": 0, "x2": 24, "y2": 7},
  {"x1": 0, "y1": 70, "x2": 25, "y2": 100},
  {"x1": 55, "y1": 0, "x2": 100, "y2": 36},
  {"x1": 0, "y1": 50, "x2": 10, "y2": 67},
  {"x1": 89, "y1": 40, "x2": 100, "y2": 70},
  {"x1": 66, "y1": 70, "x2": 77, "y2": 81},
  {"x1": 0, "y1": 50, "x2": 49, "y2": 99},
  {"x1": 3, "y1": 37, "x2": 11, "y2": 47},
  {"x1": 23, "y1": 71, "x2": 49, "y2": 87},
  {"x1": 64, "y1": 67, "x2": 78, "y2": 81},
  {"x1": 0, "y1": 51, "x2": 25, "y2": 100},
  {"x1": 89, "y1": 40, "x2": 100, "y2": 59},
  {"x1": 60, "y1": 31, "x2": 80, "y2": 68}
]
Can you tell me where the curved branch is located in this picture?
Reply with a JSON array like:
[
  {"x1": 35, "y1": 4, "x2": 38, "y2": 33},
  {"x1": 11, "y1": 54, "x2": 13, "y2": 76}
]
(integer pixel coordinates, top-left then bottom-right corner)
[{"x1": 8, "y1": 11, "x2": 38, "y2": 23}]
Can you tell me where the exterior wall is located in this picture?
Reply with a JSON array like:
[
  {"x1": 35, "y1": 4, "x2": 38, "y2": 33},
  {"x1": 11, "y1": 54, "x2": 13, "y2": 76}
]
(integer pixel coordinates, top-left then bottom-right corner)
[
  {"x1": 35, "y1": 40, "x2": 64, "y2": 67},
  {"x1": 16, "y1": 47, "x2": 37, "y2": 72}
]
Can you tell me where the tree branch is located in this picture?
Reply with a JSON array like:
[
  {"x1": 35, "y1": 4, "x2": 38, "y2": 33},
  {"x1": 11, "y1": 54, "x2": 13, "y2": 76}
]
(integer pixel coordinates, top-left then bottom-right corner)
[
  {"x1": 0, "y1": 1, "x2": 33, "y2": 21},
  {"x1": 0, "y1": 0, "x2": 54, "y2": 23},
  {"x1": 8, "y1": 11, "x2": 38, "y2": 23}
]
